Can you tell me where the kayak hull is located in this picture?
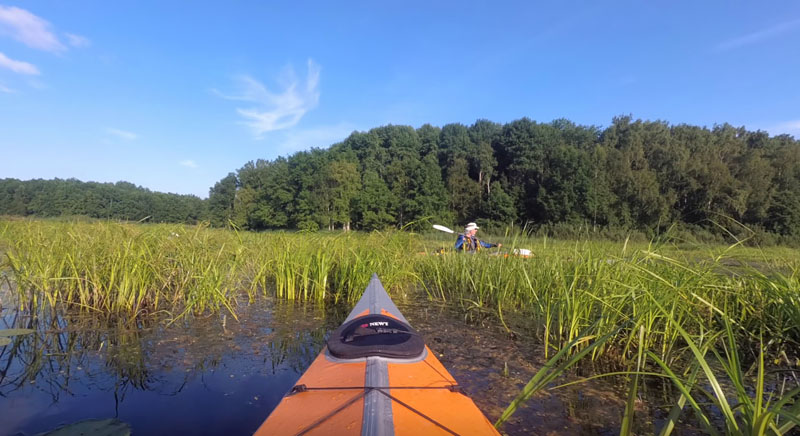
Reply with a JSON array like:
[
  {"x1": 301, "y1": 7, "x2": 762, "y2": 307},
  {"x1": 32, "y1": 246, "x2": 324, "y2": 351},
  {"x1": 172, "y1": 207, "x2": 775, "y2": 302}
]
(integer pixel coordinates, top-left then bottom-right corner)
[{"x1": 255, "y1": 274, "x2": 500, "y2": 435}]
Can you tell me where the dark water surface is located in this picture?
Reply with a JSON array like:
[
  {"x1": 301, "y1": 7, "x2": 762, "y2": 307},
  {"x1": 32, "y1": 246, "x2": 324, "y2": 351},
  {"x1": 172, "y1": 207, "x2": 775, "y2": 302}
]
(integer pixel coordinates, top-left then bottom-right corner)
[
  {"x1": 0, "y1": 296, "x2": 348, "y2": 436},
  {"x1": 1, "y1": 291, "x2": 646, "y2": 436}
]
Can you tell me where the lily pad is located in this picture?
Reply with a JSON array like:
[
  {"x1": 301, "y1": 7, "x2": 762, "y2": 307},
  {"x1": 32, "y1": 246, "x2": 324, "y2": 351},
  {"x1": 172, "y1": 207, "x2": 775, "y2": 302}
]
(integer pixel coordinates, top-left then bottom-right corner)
[
  {"x1": 38, "y1": 418, "x2": 131, "y2": 436},
  {"x1": 0, "y1": 328, "x2": 35, "y2": 337}
]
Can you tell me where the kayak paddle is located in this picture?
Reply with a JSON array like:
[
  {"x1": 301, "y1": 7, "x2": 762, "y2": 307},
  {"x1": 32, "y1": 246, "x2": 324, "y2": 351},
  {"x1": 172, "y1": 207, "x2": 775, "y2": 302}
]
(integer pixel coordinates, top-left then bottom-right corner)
[{"x1": 432, "y1": 224, "x2": 455, "y2": 234}]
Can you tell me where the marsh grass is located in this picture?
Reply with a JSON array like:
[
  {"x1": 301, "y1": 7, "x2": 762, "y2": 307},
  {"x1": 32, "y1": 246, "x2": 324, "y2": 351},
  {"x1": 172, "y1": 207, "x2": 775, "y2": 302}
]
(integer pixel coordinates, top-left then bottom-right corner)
[
  {"x1": 644, "y1": 309, "x2": 800, "y2": 436},
  {"x1": 2, "y1": 218, "x2": 799, "y2": 433},
  {"x1": 3, "y1": 218, "x2": 798, "y2": 360},
  {"x1": 0, "y1": 219, "x2": 421, "y2": 323},
  {"x1": 418, "y1": 236, "x2": 800, "y2": 365}
]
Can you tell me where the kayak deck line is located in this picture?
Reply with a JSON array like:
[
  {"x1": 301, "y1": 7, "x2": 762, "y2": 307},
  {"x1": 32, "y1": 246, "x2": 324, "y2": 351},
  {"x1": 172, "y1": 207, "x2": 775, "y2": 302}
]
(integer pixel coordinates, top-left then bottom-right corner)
[
  {"x1": 291, "y1": 386, "x2": 462, "y2": 436},
  {"x1": 294, "y1": 389, "x2": 370, "y2": 436},
  {"x1": 289, "y1": 384, "x2": 463, "y2": 393},
  {"x1": 255, "y1": 273, "x2": 501, "y2": 435}
]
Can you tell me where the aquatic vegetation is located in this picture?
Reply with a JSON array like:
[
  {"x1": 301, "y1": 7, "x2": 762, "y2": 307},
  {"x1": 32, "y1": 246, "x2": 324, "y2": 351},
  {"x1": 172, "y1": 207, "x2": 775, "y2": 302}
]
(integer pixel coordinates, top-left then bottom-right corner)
[
  {"x1": 493, "y1": 298, "x2": 800, "y2": 434},
  {"x1": 0, "y1": 219, "x2": 418, "y2": 322},
  {"x1": 0, "y1": 328, "x2": 34, "y2": 346},
  {"x1": 417, "y1": 237, "x2": 800, "y2": 364},
  {"x1": 2, "y1": 218, "x2": 799, "y2": 433},
  {"x1": 646, "y1": 315, "x2": 800, "y2": 436},
  {"x1": 0, "y1": 295, "x2": 317, "y2": 435},
  {"x1": 415, "y1": 231, "x2": 800, "y2": 433},
  {"x1": 494, "y1": 325, "x2": 620, "y2": 428},
  {"x1": 2, "y1": 219, "x2": 799, "y2": 359}
]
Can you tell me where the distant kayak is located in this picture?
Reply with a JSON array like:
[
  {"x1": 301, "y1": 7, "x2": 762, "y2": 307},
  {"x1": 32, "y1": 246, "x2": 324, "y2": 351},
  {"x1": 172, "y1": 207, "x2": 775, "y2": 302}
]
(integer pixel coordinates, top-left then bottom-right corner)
[
  {"x1": 255, "y1": 273, "x2": 500, "y2": 435},
  {"x1": 418, "y1": 247, "x2": 533, "y2": 258}
]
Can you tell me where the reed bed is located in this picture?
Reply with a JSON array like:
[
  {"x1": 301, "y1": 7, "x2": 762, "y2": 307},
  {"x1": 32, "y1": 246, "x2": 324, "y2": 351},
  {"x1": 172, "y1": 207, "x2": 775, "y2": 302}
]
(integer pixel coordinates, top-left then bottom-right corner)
[
  {"x1": 414, "y1": 237, "x2": 800, "y2": 434},
  {"x1": 416, "y1": 239, "x2": 800, "y2": 364},
  {"x1": 3, "y1": 218, "x2": 797, "y2": 362},
  {"x1": 0, "y1": 219, "x2": 418, "y2": 322}
]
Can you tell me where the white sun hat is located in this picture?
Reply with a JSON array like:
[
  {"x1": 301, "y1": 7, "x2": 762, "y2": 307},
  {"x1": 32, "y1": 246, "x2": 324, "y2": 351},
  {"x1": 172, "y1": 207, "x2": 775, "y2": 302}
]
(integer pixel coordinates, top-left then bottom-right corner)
[{"x1": 465, "y1": 222, "x2": 479, "y2": 231}]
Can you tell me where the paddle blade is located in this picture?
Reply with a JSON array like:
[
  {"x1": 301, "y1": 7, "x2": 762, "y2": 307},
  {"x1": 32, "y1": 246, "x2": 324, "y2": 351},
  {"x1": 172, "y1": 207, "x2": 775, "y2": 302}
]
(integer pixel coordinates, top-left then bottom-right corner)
[{"x1": 433, "y1": 224, "x2": 455, "y2": 234}]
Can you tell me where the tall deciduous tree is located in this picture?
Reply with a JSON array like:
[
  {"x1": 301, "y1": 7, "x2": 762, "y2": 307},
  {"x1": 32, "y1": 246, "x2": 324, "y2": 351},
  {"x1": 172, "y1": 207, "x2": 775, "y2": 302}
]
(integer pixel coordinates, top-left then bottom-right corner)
[
  {"x1": 208, "y1": 173, "x2": 238, "y2": 227},
  {"x1": 354, "y1": 169, "x2": 395, "y2": 230}
]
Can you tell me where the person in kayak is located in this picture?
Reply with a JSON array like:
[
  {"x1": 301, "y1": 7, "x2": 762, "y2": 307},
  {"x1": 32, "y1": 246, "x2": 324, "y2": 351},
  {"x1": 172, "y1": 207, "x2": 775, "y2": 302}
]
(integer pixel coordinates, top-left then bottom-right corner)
[{"x1": 454, "y1": 222, "x2": 502, "y2": 252}]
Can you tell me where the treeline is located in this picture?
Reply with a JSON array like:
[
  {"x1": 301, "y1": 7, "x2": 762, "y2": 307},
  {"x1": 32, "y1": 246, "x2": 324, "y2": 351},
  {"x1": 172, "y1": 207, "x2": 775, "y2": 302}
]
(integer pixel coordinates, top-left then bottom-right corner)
[
  {"x1": 4, "y1": 116, "x2": 799, "y2": 240},
  {"x1": 207, "y1": 116, "x2": 800, "y2": 238},
  {"x1": 0, "y1": 178, "x2": 206, "y2": 223}
]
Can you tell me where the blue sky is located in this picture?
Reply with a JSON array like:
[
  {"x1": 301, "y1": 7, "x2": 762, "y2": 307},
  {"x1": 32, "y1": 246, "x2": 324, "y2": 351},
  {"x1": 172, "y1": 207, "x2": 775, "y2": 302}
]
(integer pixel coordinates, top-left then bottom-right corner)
[{"x1": 2, "y1": 2, "x2": 799, "y2": 198}]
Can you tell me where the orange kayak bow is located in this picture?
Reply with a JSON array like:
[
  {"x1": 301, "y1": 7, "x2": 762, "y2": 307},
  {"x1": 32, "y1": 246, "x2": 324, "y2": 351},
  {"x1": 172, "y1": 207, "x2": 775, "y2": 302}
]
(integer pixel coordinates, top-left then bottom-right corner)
[{"x1": 255, "y1": 273, "x2": 500, "y2": 435}]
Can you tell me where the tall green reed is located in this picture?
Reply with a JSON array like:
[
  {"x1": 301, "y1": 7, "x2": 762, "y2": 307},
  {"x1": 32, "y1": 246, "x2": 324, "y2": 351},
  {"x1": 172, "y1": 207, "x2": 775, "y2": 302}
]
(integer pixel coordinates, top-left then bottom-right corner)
[
  {"x1": 3, "y1": 218, "x2": 798, "y2": 366},
  {"x1": 0, "y1": 219, "x2": 421, "y2": 322},
  {"x1": 415, "y1": 233, "x2": 800, "y2": 368}
]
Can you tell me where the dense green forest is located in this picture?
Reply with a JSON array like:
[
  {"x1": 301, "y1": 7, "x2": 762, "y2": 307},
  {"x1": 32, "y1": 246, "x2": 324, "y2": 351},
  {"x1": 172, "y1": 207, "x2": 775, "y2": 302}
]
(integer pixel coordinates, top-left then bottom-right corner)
[
  {"x1": 0, "y1": 178, "x2": 206, "y2": 223},
  {"x1": 208, "y1": 116, "x2": 800, "y2": 238},
  {"x1": 4, "y1": 116, "x2": 800, "y2": 239}
]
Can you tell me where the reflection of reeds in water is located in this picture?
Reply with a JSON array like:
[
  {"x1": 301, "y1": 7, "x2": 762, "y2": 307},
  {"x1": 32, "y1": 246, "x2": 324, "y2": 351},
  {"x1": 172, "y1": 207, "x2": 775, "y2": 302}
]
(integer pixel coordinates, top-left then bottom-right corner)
[
  {"x1": 0, "y1": 308, "x2": 166, "y2": 403},
  {"x1": 0, "y1": 297, "x2": 343, "y2": 408},
  {"x1": 263, "y1": 299, "x2": 348, "y2": 373},
  {"x1": 0, "y1": 311, "x2": 201, "y2": 411},
  {"x1": 265, "y1": 329, "x2": 326, "y2": 374}
]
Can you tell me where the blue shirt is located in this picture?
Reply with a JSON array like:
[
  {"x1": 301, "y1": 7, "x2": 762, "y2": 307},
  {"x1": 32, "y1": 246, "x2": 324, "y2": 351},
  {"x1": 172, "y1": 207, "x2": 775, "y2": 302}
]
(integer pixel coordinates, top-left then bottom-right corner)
[{"x1": 454, "y1": 233, "x2": 496, "y2": 252}]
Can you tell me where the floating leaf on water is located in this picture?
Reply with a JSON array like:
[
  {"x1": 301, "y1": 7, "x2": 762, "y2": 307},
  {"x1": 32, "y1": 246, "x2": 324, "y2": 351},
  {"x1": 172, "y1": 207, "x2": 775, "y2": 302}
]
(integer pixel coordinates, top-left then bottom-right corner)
[
  {"x1": 0, "y1": 328, "x2": 35, "y2": 337},
  {"x1": 37, "y1": 418, "x2": 131, "y2": 436},
  {"x1": 0, "y1": 337, "x2": 10, "y2": 346}
]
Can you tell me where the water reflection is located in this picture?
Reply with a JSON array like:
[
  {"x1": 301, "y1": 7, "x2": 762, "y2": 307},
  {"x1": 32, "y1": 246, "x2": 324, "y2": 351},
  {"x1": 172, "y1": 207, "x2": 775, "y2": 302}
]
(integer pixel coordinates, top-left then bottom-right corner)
[{"x1": 0, "y1": 294, "x2": 346, "y2": 436}]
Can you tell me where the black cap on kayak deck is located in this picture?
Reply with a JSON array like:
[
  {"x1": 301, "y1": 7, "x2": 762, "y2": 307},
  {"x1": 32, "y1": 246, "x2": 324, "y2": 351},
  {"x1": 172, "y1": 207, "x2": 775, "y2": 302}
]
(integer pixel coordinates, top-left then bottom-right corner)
[{"x1": 327, "y1": 314, "x2": 425, "y2": 359}]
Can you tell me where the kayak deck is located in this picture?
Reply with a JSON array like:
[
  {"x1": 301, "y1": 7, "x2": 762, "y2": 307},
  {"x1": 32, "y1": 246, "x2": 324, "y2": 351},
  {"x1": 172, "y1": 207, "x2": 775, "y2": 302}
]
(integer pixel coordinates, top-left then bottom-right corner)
[{"x1": 255, "y1": 274, "x2": 500, "y2": 435}]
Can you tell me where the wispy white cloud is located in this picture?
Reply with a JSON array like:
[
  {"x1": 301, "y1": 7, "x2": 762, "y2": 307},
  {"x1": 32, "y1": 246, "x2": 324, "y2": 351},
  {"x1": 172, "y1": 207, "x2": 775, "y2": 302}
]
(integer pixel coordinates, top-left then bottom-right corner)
[
  {"x1": 0, "y1": 83, "x2": 14, "y2": 93},
  {"x1": 717, "y1": 19, "x2": 800, "y2": 52},
  {"x1": 216, "y1": 59, "x2": 321, "y2": 138},
  {"x1": 106, "y1": 128, "x2": 138, "y2": 141},
  {"x1": 0, "y1": 52, "x2": 39, "y2": 75},
  {"x1": 179, "y1": 160, "x2": 198, "y2": 168},
  {"x1": 65, "y1": 33, "x2": 90, "y2": 48},
  {"x1": 0, "y1": 5, "x2": 66, "y2": 53}
]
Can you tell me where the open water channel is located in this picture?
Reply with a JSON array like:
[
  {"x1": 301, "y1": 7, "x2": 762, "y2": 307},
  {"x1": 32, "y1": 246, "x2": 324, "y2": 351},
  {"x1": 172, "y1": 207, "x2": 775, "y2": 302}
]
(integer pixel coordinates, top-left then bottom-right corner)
[{"x1": 1, "y1": 288, "x2": 650, "y2": 436}]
